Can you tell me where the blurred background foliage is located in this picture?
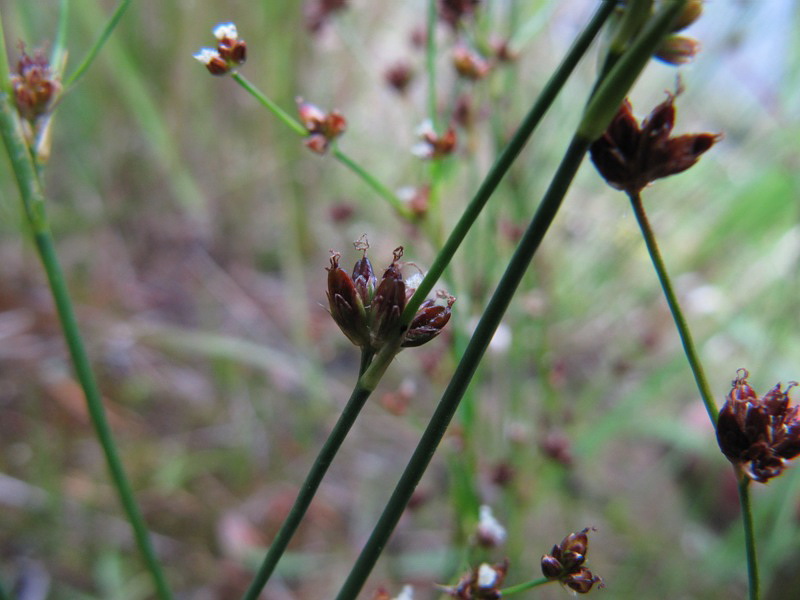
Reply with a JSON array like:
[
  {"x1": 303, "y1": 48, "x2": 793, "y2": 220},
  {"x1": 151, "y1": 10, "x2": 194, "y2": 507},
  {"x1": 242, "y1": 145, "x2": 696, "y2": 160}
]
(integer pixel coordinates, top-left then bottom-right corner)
[{"x1": 0, "y1": 0, "x2": 798, "y2": 598}]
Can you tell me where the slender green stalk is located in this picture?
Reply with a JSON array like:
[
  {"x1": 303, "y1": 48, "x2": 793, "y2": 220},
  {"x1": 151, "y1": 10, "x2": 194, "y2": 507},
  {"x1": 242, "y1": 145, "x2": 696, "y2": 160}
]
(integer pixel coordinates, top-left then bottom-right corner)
[
  {"x1": 0, "y1": 11, "x2": 12, "y2": 96},
  {"x1": 0, "y1": 97, "x2": 173, "y2": 600},
  {"x1": 335, "y1": 134, "x2": 594, "y2": 600},
  {"x1": 738, "y1": 474, "x2": 760, "y2": 600},
  {"x1": 401, "y1": 0, "x2": 618, "y2": 325},
  {"x1": 579, "y1": 0, "x2": 686, "y2": 141},
  {"x1": 0, "y1": 574, "x2": 10, "y2": 600},
  {"x1": 240, "y1": 345, "x2": 393, "y2": 600},
  {"x1": 426, "y1": 0, "x2": 438, "y2": 129},
  {"x1": 331, "y1": 146, "x2": 411, "y2": 219},
  {"x1": 51, "y1": 0, "x2": 70, "y2": 73},
  {"x1": 63, "y1": 0, "x2": 132, "y2": 89},
  {"x1": 231, "y1": 72, "x2": 308, "y2": 136},
  {"x1": 502, "y1": 576, "x2": 550, "y2": 595},
  {"x1": 628, "y1": 192, "x2": 718, "y2": 422}
]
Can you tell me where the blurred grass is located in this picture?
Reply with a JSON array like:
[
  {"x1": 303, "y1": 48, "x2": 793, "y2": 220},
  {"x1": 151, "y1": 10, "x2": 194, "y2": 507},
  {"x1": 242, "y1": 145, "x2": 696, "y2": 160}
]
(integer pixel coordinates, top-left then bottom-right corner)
[{"x1": 0, "y1": 0, "x2": 799, "y2": 598}]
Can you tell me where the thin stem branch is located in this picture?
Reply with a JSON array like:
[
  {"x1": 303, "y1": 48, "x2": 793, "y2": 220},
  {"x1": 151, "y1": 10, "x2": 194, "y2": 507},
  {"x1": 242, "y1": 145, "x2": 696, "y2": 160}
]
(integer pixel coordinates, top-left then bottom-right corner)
[
  {"x1": 502, "y1": 576, "x2": 550, "y2": 595},
  {"x1": 401, "y1": 0, "x2": 618, "y2": 325},
  {"x1": 426, "y1": 0, "x2": 438, "y2": 129},
  {"x1": 627, "y1": 191, "x2": 718, "y2": 422},
  {"x1": 331, "y1": 146, "x2": 411, "y2": 219},
  {"x1": 63, "y1": 0, "x2": 132, "y2": 89},
  {"x1": 0, "y1": 11, "x2": 12, "y2": 97},
  {"x1": 0, "y1": 98, "x2": 173, "y2": 600},
  {"x1": 51, "y1": 0, "x2": 70, "y2": 74},
  {"x1": 0, "y1": 575, "x2": 11, "y2": 600},
  {"x1": 738, "y1": 473, "x2": 760, "y2": 600},
  {"x1": 240, "y1": 345, "x2": 395, "y2": 600},
  {"x1": 334, "y1": 134, "x2": 594, "y2": 600},
  {"x1": 231, "y1": 72, "x2": 307, "y2": 136}
]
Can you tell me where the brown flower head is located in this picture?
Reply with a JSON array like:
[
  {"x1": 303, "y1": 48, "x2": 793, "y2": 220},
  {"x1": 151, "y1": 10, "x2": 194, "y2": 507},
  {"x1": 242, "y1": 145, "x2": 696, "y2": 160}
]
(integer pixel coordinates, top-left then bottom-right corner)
[
  {"x1": 305, "y1": 0, "x2": 348, "y2": 33},
  {"x1": 384, "y1": 62, "x2": 415, "y2": 94},
  {"x1": 297, "y1": 98, "x2": 347, "y2": 154},
  {"x1": 12, "y1": 45, "x2": 60, "y2": 122},
  {"x1": 438, "y1": 0, "x2": 481, "y2": 29},
  {"x1": 412, "y1": 120, "x2": 457, "y2": 159},
  {"x1": 589, "y1": 94, "x2": 720, "y2": 194},
  {"x1": 716, "y1": 369, "x2": 800, "y2": 483},
  {"x1": 439, "y1": 560, "x2": 508, "y2": 599},
  {"x1": 541, "y1": 528, "x2": 604, "y2": 594},
  {"x1": 452, "y1": 45, "x2": 491, "y2": 80},
  {"x1": 655, "y1": 35, "x2": 701, "y2": 66},
  {"x1": 326, "y1": 238, "x2": 454, "y2": 352},
  {"x1": 194, "y1": 23, "x2": 246, "y2": 76}
]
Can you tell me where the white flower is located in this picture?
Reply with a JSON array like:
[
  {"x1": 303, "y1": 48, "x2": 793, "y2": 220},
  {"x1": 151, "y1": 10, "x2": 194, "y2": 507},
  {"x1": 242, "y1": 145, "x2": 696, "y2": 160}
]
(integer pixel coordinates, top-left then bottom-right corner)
[
  {"x1": 477, "y1": 563, "x2": 499, "y2": 588},
  {"x1": 213, "y1": 22, "x2": 238, "y2": 40},
  {"x1": 393, "y1": 585, "x2": 414, "y2": 600},
  {"x1": 193, "y1": 48, "x2": 221, "y2": 65},
  {"x1": 476, "y1": 504, "x2": 507, "y2": 547}
]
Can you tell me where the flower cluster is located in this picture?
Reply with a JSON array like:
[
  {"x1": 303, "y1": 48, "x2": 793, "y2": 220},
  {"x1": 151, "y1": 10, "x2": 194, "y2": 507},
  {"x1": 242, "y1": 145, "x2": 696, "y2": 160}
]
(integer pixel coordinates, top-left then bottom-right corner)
[
  {"x1": 194, "y1": 23, "x2": 246, "y2": 76},
  {"x1": 412, "y1": 120, "x2": 457, "y2": 160},
  {"x1": 12, "y1": 46, "x2": 60, "y2": 123},
  {"x1": 716, "y1": 369, "x2": 800, "y2": 483},
  {"x1": 654, "y1": 0, "x2": 703, "y2": 65},
  {"x1": 452, "y1": 45, "x2": 491, "y2": 80},
  {"x1": 297, "y1": 99, "x2": 347, "y2": 154},
  {"x1": 589, "y1": 93, "x2": 719, "y2": 195},
  {"x1": 439, "y1": 560, "x2": 508, "y2": 599},
  {"x1": 541, "y1": 528, "x2": 604, "y2": 594},
  {"x1": 326, "y1": 240, "x2": 455, "y2": 352}
]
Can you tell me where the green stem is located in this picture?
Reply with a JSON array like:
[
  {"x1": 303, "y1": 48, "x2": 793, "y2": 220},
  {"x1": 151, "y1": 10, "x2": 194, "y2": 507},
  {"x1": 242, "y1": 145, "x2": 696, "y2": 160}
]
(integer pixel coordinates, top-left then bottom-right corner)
[
  {"x1": 502, "y1": 576, "x2": 550, "y2": 595},
  {"x1": 240, "y1": 345, "x2": 395, "y2": 600},
  {"x1": 63, "y1": 0, "x2": 132, "y2": 89},
  {"x1": 331, "y1": 146, "x2": 412, "y2": 219},
  {"x1": 579, "y1": 0, "x2": 686, "y2": 141},
  {"x1": 628, "y1": 191, "x2": 718, "y2": 422},
  {"x1": 738, "y1": 473, "x2": 760, "y2": 600},
  {"x1": 334, "y1": 133, "x2": 594, "y2": 600},
  {"x1": 51, "y1": 0, "x2": 70, "y2": 73},
  {"x1": 231, "y1": 72, "x2": 308, "y2": 136},
  {"x1": 0, "y1": 97, "x2": 173, "y2": 600},
  {"x1": 0, "y1": 575, "x2": 10, "y2": 600},
  {"x1": 0, "y1": 11, "x2": 11, "y2": 97},
  {"x1": 426, "y1": 0, "x2": 438, "y2": 129},
  {"x1": 400, "y1": 0, "x2": 618, "y2": 326}
]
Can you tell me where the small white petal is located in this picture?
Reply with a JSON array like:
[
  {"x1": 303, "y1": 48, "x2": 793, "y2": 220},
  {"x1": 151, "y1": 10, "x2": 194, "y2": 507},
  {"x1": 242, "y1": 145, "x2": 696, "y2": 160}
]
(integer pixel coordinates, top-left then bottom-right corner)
[
  {"x1": 213, "y1": 22, "x2": 238, "y2": 40},
  {"x1": 193, "y1": 48, "x2": 220, "y2": 64},
  {"x1": 478, "y1": 505, "x2": 507, "y2": 544},
  {"x1": 410, "y1": 141, "x2": 433, "y2": 158},
  {"x1": 414, "y1": 118, "x2": 434, "y2": 137},
  {"x1": 393, "y1": 585, "x2": 414, "y2": 600},
  {"x1": 477, "y1": 563, "x2": 498, "y2": 588}
]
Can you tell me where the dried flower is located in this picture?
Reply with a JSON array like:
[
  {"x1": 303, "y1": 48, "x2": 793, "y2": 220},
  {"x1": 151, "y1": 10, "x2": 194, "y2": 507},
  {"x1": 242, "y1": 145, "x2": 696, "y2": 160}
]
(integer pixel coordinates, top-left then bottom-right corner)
[
  {"x1": 194, "y1": 22, "x2": 246, "y2": 75},
  {"x1": 541, "y1": 528, "x2": 604, "y2": 594},
  {"x1": 305, "y1": 0, "x2": 348, "y2": 32},
  {"x1": 672, "y1": 0, "x2": 704, "y2": 32},
  {"x1": 12, "y1": 45, "x2": 60, "y2": 122},
  {"x1": 438, "y1": 0, "x2": 481, "y2": 29},
  {"x1": 439, "y1": 560, "x2": 508, "y2": 599},
  {"x1": 384, "y1": 62, "x2": 415, "y2": 94},
  {"x1": 326, "y1": 238, "x2": 454, "y2": 352},
  {"x1": 472, "y1": 505, "x2": 507, "y2": 548},
  {"x1": 412, "y1": 120, "x2": 457, "y2": 159},
  {"x1": 297, "y1": 98, "x2": 346, "y2": 154},
  {"x1": 716, "y1": 369, "x2": 800, "y2": 483},
  {"x1": 655, "y1": 35, "x2": 701, "y2": 65},
  {"x1": 589, "y1": 94, "x2": 720, "y2": 194},
  {"x1": 452, "y1": 45, "x2": 491, "y2": 80}
]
